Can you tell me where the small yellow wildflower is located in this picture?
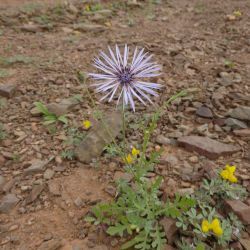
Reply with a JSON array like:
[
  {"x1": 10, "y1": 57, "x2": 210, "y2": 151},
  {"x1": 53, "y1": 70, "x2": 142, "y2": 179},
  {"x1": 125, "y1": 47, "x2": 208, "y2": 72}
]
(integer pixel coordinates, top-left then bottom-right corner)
[
  {"x1": 233, "y1": 10, "x2": 242, "y2": 17},
  {"x1": 201, "y1": 218, "x2": 223, "y2": 237},
  {"x1": 201, "y1": 220, "x2": 210, "y2": 233},
  {"x1": 220, "y1": 164, "x2": 238, "y2": 183},
  {"x1": 124, "y1": 154, "x2": 133, "y2": 164},
  {"x1": 82, "y1": 120, "x2": 91, "y2": 129},
  {"x1": 211, "y1": 219, "x2": 223, "y2": 236},
  {"x1": 132, "y1": 147, "x2": 140, "y2": 156}
]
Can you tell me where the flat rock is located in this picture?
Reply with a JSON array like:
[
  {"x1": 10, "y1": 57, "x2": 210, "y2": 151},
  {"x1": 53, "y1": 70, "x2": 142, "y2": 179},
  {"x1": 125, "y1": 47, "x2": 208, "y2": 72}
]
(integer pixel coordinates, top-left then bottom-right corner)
[
  {"x1": 234, "y1": 129, "x2": 250, "y2": 137},
  {"x1": 178, "y1": 136, "x2": 241, "y2": 159},
  {"x1": 225, "y1": 118, "x2": 247, "y2": 130},
  {"x1": 73, "y1": 23, "x2": 106, "y2": 32},
  {"x1": 37, "y1": 239, "x2": 63, "y2": 250},
  {"x1": 160, "y1": 217, "x2": 178, "y2": 244},
  {"x1": 24, "y1": 158, "x2": 52, "y2": 176},
  {"x1": 47, "y1": 98, "x2": 79, "y2": 116},
  {"x1": 0, "y1": 193, "x2": 19, "y2": 213},
  {"x1": 0, "y1": 83, "x2": 16, "y2": 98},
  {"x1": 224, "y1": 200, "x2": 250, "y2": 225},
  {"x1": 229, "y1": 106, "x2": 250, "y2": 121},
  {"x1": 75, "y1": 111, "x2": 122, "y2": 163},
  {"x1": 240, "y1": 239, "x2": 250, "y2": 250},
  {"x1": 43, "y1": 169, "x2": 55, "y2": 180},
  {"x1": 196, "y1": 106, "x2": 213, "y2": 118},
  {"x1": 0, "y1": 175, "x2": 6, "y2": 193},
  {"x1": 25, "y1": 184, "x2": 44, "y2": 204}
]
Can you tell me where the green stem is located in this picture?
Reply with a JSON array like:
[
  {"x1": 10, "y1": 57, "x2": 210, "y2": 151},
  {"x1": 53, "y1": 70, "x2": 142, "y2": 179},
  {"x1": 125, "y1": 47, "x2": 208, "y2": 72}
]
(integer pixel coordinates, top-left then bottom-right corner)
[{"x1": 122, "y1": 103, "x2": 126, "y2": 152}]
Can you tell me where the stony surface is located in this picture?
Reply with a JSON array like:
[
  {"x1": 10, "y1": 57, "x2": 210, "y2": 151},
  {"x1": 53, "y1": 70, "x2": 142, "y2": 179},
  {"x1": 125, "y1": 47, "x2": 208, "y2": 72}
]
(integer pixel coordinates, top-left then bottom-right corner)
[
  {"x1": 196, "y1": 106, "x2": 213, "y2": 118},
  {"x1": 75, "y1": 111, "x2": 122, "y2": 163},
  {"x1": 0, "y1": 83, "x2": 16, "y2": 98},
  {"x1": 229, "y1": 106, "x2": 250, "y2": 121},
  {"x1": 177, "y1": 136, "x2": 241, "y2": 159},
  {"x1": 160, "y1": 217, "x2": 178, "y2": 244},
  {"x1": 0, "y1": 193, "x2": 19, "y2": 213}
]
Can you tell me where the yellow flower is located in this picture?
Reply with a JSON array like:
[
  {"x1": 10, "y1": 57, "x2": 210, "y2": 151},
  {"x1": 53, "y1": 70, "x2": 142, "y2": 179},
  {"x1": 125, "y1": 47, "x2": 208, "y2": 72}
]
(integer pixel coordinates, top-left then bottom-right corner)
[
  {"x1": 220, "y1": 164, "x2": 237, "y2": 183},
  {"x1": 132, "y1": 147, "x2": 140, "y2": 156},
  {"x1": 211, "y1": 219, "x2": 223, "y2": 236},
  {"x1": 201, "y1": 220, "x2": 210, "y2": 233},
  {"x1": 233, "y1": 10, "x2": 242, "y2": 17},
  {"x1": 83, "y1": 120, "x2": 91, "y2": 129},
  {"x1": 124, "y1": 154, "x2": 133, "y2": 164},
  {"x1": 201, "y1": 218, "x2": 223, "y2": 237}
]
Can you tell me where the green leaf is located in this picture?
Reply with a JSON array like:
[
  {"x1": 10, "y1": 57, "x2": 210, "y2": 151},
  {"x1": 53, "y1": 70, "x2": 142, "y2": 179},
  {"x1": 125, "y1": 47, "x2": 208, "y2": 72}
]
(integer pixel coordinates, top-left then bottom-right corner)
[
  {"x1": 107, "y1": 223, "x2": 127, "y2": 237},
  {"x1": 121, "y1": 238, "x2": 138, "y2": 249},
  {"x1": 84, "y1": 216, "x2": 96, "y2": 223},
  {"x1": 34, "y1": 101, "x2": 51, "y2": 116},
  {"x1": 58, "y1": 115, "x2": 68, "y2": 124}
]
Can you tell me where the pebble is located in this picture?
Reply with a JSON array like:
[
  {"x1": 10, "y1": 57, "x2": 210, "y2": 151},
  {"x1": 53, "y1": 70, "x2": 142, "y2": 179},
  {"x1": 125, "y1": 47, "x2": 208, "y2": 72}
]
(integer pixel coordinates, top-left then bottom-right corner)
[{"x1": 43, "y1": 169, "x2": 55, "y2": 180}]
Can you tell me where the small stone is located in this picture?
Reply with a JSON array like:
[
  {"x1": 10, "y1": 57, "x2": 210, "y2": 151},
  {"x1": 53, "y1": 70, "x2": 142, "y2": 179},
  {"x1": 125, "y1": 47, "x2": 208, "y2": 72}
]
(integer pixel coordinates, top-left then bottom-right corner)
[
  {"x1": 196, "y1": 106, "x2": 213, "y2": 118},
  {"x1": 0, "y1": 84, "x2": 16, "y2": 98},
  {"x1": 74, "y1": 197, "x2": 83, "y2": 208},
  {"x1": 43, "y1": 169, "x2": 55, "y2": 180},
  {"x1": 8, "y1": 224, "x2": 19, "y2": 231},
  {"x1": 225, "y1": 118, "x2": 247, "y2": 130},
  {"x1": 24, "y1": 160, "x2": 49, "y2": 176},
  {"x1": 160, "y1": 217, "x2": 178, "y2": 244},
  {"x1": 37, "y1": 239, "x2": 62, "y2": 250},
  {"x1": 234, "y1": 129, "x2": 250, "y2": 137},
  {"x1": 25, "y1": 184, "x2": 44, "y2": 204},
  {"x1": 0, "y1": 194, "x2": 19, "y2": 213},
  {"x1": 113, "y1": 171, "x2": 133, "y2": 182},
  {"x1": 229, "y1": 106, "x2": 250, "y2": 121},
  {"x1": 44, "y1": 233, "x2": 53, "y2": 241},
  {"x1": 20, "y1": 24, "x2": 42, "y2": 33},
  {"x1": 160, "y1": 154, "x2": 178, "y2": 166},
  {"x1": 188, "y1": 156, "x2": 199, "y2": 163},
  {"x1": 156, "y1": 135, "x2": 173, "y2": 145},
  {"x1": 73, "y1": 23, "x2": 106, "y2": 33},
  {"x1": 104, "y1": 185, "x2": 116, "y2": 197},
  {"x1": 178, "y1": 136, "x2": 241, "y2": 160}
]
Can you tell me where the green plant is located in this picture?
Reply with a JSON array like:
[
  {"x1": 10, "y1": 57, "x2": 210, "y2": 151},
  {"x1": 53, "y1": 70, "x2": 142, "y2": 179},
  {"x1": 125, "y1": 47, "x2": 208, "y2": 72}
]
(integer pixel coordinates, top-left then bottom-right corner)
[
  {"x1": 0, "y1": 123, "x2": 7, "y2": 140},
  {"x1": 0, "y1": 69, "x2": 13, "y2": 78},
  {"x1": 35, "y1": 101, "x2": 68, "y2": 125},
  {"x1": 0, "y1": 98, "x2": 7, "y2": 110},
  {"x1": 61, "y1": 149, "x2": 75, "y2": 160}
]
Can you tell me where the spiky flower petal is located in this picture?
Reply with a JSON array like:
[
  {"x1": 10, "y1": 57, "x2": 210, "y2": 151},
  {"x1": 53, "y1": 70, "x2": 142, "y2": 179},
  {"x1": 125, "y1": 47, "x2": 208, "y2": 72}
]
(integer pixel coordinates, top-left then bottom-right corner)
[{"x1": 89, "y1": 45, "x2": 162, "y2": 111}]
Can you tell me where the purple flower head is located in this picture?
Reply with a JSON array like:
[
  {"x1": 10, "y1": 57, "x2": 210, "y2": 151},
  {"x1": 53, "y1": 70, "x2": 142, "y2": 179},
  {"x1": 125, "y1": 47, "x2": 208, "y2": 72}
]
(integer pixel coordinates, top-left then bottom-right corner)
[{"x1": 89, "y1": 45, "x2": 162, "y2": 111}]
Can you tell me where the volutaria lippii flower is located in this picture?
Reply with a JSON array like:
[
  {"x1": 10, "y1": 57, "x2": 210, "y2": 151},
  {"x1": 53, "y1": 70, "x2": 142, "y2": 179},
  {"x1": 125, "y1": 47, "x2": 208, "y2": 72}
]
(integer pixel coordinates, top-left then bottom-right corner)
[{"x1": 89, "y1": 45, "x2": 162, "y2": 111}]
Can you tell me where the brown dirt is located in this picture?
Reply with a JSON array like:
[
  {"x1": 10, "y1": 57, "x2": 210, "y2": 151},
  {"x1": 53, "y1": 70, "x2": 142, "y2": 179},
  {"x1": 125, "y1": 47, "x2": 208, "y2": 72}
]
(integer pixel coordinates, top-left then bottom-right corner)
[{"x1": 0, "y1": 0, "x2": 249, "y2": 249}]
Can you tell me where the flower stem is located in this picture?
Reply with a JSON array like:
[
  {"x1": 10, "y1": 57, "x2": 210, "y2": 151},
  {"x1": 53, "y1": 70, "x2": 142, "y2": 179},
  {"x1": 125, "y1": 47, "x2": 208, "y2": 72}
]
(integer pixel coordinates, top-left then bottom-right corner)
[{"x1": 122, "y1": 103, "x2": 127, "y2": 152}]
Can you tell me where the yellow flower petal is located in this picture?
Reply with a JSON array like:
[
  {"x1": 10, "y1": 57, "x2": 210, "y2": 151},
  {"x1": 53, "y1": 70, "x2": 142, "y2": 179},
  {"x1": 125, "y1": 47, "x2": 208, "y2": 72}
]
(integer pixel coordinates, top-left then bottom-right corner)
[
  {"x1": 201, "y1": 220, "x2": 210, "y2": 233},
  {"x1": 132, "y1": 147, "x2": 140, "y2": 156},
  {"x1": 225, "y1": 165, "x2": 236, "y2": 174},
  {"x1": 124, "y1": 154, "x2": 133, "y2": 164},
  {"x1": 220, "y1": 170, "x2": 229, "y2": 180},
  {"x1": 211, "y1": 218, "x2": 220, "y2": 228},
  {"x1": 213, "y1": 226, "x2": 223, "y2": 236},
  {"x1": 83, "y1": 120, "x2": 91, "y2": 129},
  {"x1": 228, "y1": 174, "x2": 237, "y2": 183}
]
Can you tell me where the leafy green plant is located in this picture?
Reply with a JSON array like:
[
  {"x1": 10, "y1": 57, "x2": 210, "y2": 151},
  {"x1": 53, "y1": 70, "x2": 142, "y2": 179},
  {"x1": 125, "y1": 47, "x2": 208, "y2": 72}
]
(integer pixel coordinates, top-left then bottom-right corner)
[
  {"x1": 86, "y1": 151, "x2": 196, "y2": 250},
  {"x1": 61, "y1": 149, "x2": 75, "y2": 160},
  {"x1": 35, "y1": 101, "x2": 68, "y2": 125}
]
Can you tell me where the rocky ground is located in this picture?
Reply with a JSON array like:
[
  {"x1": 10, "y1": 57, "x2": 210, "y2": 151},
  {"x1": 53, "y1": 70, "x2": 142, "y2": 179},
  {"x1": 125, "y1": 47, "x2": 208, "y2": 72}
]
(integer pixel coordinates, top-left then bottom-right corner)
[{"x1": 0, "y1": 0, "x2": 249, "y2": 249}]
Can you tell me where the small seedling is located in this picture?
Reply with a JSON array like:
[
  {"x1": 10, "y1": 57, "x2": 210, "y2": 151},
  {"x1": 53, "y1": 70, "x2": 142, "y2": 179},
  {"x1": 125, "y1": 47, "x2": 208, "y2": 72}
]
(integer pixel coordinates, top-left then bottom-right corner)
[
  {"x1": 61, "y1": 149, "x2": 75, "y2": 160},
  {"x1": 35, "y1": 101, "x2": 68, "y2": 125}
]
